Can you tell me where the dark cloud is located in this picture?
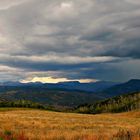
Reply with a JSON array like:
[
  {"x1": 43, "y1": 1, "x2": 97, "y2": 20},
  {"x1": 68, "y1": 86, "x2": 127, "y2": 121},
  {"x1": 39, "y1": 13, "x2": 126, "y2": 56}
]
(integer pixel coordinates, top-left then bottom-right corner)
[{"x1": 0, "y1": 0, "x2": 140, "y2": 82}]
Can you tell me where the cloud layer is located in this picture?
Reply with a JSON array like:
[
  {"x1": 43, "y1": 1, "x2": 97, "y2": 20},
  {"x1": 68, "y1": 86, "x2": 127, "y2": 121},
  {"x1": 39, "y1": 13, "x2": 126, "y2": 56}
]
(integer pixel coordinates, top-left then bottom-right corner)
[{"x1": 0, "y1": 0, "x2": 140, "y2": 82}]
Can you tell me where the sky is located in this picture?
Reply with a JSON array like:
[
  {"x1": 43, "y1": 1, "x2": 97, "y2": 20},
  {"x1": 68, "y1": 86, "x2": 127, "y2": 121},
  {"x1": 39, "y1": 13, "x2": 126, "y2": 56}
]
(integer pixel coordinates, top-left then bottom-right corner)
[{"x1": 0, "y1": 0, "x2": 140, "y2": 83}]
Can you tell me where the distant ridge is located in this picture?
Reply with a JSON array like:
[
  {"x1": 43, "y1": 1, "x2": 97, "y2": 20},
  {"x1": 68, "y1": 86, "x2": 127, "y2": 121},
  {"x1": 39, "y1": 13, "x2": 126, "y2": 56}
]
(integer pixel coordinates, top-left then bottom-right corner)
[
  {"x1": 0, "y1": 80, "x2": 119, "y2": 92},
  {"x1": 100, "y1": 79, "x2": 140, "y2": 97},
  {"x1": 44, "y1": 81, "x2": 119, "y2": 92}
]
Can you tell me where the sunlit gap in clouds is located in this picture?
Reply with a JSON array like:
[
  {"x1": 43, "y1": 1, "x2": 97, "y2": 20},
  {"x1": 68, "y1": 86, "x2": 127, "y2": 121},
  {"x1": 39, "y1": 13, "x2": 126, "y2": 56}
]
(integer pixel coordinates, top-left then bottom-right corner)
[{"x1": 20, "y1": 77, "x2": 98, "y2": 84}]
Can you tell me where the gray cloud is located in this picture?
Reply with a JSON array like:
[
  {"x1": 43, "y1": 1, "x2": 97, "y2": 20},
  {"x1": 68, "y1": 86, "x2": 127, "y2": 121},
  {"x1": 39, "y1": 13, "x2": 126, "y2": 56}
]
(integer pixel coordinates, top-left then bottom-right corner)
[{"x1": 0, "y1": 0, "x2": 140, "y2": 82}]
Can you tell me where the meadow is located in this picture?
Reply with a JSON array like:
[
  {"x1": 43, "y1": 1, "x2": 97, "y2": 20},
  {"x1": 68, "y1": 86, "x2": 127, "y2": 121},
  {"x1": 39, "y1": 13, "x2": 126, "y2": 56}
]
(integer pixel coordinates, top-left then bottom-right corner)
[{"x1": 0, "y1": 108, "x2": 139, "y2": 140}]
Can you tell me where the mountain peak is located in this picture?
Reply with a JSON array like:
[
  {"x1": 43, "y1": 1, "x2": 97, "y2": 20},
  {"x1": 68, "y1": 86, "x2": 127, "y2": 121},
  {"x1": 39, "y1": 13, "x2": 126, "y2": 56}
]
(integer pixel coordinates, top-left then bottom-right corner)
[
  {"x1": 127, "y1": 79, "x2": 140, "y2": 83},
  {"x1": 128, "y1": 79, "x2": 140, "y2": 82}
]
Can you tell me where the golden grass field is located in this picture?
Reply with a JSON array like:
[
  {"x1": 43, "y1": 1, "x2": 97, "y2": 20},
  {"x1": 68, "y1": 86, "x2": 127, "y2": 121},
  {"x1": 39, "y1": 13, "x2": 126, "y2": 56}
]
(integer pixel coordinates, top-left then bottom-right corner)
[{"x1": 0, "y1": 108, "x2": 140, "y2": 140}]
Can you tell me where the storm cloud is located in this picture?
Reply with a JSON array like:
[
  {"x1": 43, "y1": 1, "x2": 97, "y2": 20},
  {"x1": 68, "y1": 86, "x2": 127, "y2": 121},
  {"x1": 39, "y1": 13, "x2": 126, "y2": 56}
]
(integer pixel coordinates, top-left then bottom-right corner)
[{"x1": 0, "y1": 0, "x2": 140, "y2": 82}]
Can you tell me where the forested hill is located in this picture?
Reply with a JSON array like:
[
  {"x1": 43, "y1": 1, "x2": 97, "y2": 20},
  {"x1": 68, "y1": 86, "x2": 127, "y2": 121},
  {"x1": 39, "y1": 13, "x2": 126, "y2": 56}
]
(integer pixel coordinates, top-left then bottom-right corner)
[
  {"x1": 0, "y1": 92, "x2": 140, "y2": 114},
  {"x1": 75, "y1": 92, "x2": 140, "y2": 114},
  {"x1": 0, "y1": 88, "x2": 102, "y2": 107}
]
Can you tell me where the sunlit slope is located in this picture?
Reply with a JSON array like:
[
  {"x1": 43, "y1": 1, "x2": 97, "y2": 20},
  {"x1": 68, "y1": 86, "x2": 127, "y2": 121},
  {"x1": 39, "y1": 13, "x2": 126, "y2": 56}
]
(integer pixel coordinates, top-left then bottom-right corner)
[{"x1": 76, "y1": 92, "x2": 140, "y2": 114}]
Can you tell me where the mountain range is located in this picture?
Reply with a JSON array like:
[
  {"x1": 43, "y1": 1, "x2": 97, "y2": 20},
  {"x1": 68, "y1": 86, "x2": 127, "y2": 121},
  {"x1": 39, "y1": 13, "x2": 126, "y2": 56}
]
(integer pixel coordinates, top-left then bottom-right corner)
[
  {"x1": 0, "y1": 80, "x2": 119, "y2": 92},
  {"x1": 100, "y1": 79, "x2": 140, "y2": 97},
  {"x1": 0, "y1": 79, "x2": 140, "y2": 107}
]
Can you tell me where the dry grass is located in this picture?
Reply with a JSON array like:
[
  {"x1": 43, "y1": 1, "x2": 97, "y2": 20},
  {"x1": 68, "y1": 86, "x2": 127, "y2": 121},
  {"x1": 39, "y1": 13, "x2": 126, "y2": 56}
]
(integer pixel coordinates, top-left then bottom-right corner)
[{"x1": 0, "y1": 108, "x2": 139, "y2": 140}]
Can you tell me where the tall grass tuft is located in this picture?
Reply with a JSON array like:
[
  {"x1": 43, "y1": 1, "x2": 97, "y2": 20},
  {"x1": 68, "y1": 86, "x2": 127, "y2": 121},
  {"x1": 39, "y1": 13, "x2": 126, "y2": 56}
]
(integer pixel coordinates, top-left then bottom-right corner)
[{"x1": 0, "y1": 130, "x2": 28, "y2": 140}]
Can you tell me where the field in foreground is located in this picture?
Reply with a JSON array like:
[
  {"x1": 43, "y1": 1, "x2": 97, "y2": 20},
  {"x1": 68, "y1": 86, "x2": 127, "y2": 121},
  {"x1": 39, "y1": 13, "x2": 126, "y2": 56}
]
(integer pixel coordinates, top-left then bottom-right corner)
[{"x1": 0, "y1": 109, "x2": 140, "y2": 140}]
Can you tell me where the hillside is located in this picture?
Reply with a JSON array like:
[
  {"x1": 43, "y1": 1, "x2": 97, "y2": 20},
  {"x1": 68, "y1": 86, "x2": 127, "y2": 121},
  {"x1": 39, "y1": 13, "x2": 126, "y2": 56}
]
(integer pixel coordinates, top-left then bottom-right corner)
[
  {"x1": 0, "y1": 99, "x2": 47, "y2": 110},
  {"x1": 76, "y1": 92, "x2": 140, "y2": 114},
  {"x1": 0, "y1": 87, "x2": 102, "y2": 107},
  {"x1": 0, "y1": 91, "x2": 139, "y2": 114},
  {"x1": 100, "y1": 79, "x2": 140, "y2": 97}
]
